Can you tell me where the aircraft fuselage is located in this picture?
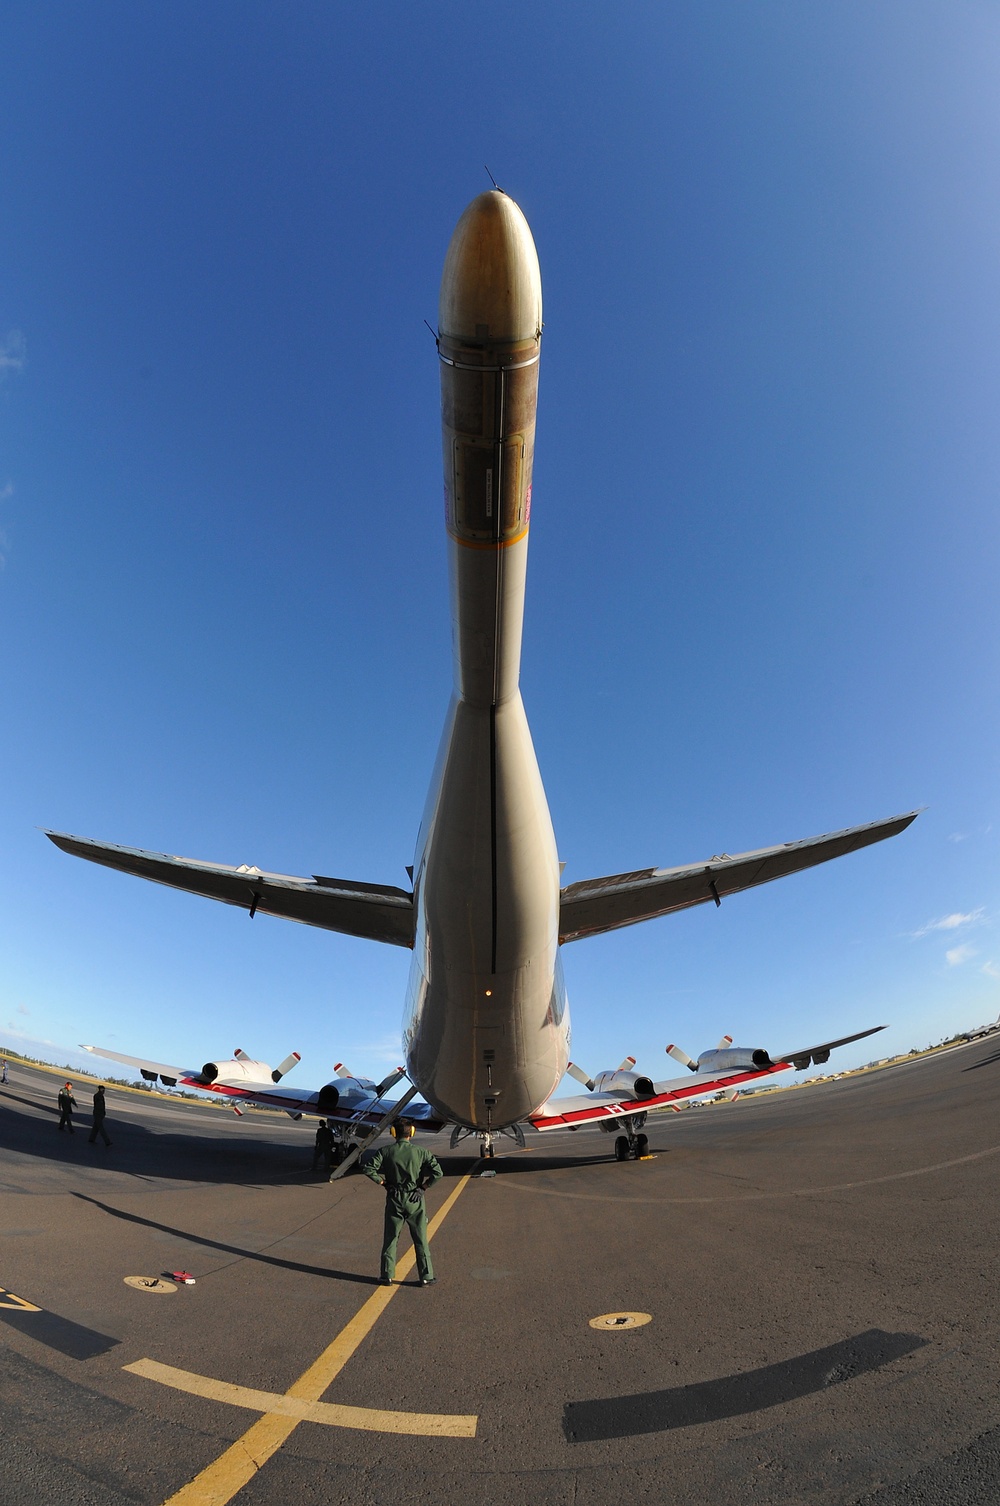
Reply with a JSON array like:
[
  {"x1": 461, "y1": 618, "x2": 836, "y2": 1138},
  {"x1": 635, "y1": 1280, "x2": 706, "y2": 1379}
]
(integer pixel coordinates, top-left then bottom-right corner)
[{"x1": 403, "y1": 192, "x2": 568, "y2": 1129}]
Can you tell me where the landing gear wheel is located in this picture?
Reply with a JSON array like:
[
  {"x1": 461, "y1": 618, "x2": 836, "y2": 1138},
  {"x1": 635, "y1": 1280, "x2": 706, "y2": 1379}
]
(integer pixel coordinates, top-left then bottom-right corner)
[
  {"x1": 635, "y1": 1133, "x2": 649, "y2": 1159},
  {"x1": 614, "y1": 1136, "x2": 630, "y2": 1162},
  {"x1": 479, "y1": 1144, "x2": 487, "y2": 1158},
  {"x1": 487, "y1": 1146, "x2": 495, "y2": 1160}
]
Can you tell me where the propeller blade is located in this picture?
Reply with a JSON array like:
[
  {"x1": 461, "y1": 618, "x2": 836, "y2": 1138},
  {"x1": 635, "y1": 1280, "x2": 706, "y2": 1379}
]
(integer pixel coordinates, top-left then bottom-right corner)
[
  {"x1": 374, "y1": 1067, "x2": 407, "y2": 1098},
  {"x1": 234, "y1": 1048, "x2": 250, "y2": 1061},
  {"x1": 231, "y1": 1104, "x2": 243, "y2": 1117},
  {"x1": 334, "y1": 1062, "x2": 353, "y2": 1078},
  {"x1": 722, "y1": 1087, "x2": 740, "y2": 1102},
  {"x1": 617, "y1": 1055, "x2": 637, "y2": 1072},
  {"x1": 716, "y1": 1034, "x2": 733, "y2": 1050},
  {"x1": 566, "y1": 1061, "x2": 596, "y2": 1092},
  {"x1": 271, "y1": 1051, "x2": 301, "y2": 1083},
  {"x1": 667, "y1": 1044, "x2": 699, "y2": 1072}
]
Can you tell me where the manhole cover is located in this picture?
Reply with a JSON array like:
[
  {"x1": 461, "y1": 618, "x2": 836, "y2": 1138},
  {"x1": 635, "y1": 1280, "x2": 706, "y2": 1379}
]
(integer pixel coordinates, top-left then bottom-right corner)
[
  {"x1": 124, "y1": 1276, "x2": 177, "y2": 1294},
  {"x1": 589, "y1": 1311, "x2": 651, "y2": 1331}
]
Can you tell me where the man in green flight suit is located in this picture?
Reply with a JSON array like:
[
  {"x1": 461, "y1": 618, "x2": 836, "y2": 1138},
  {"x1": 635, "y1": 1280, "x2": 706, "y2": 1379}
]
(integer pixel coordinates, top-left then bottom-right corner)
[{"x1": 362, "y1": 1120, "x2": 443, "y2": 1286}]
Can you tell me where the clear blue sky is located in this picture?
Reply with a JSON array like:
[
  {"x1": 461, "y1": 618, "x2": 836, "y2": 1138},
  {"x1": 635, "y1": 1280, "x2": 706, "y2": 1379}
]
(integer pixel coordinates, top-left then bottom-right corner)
[{"x1": 1, "y1": 2, "x2": 998, "y2": 1090}]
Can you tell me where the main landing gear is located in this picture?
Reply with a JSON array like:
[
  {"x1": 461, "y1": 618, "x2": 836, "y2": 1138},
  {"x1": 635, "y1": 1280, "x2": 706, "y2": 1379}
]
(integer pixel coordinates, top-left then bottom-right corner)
[{"x1": 607, "y1": 1115, "x2": 649, "y2": 1161}]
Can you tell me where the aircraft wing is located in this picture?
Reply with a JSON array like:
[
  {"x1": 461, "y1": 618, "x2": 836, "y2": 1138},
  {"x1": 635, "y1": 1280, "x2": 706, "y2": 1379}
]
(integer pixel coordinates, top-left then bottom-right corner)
[
  {"x1": 558, "y1": 810, "x2": 919, "y2": 943},
  {"x1": 80, "y1": 1044, "x2": 194, "y2": 1083},
  {"x1": 526, "y1": 1024, "x2": 887, "y2": 1130},
  {"x1": 773, "y1": 1025, "x2": 886, "y2": 1070},
  {"x1": 46, "y1": 831, "x2": 414, "y2": 947},
  {"x1": 79, "y1": 1043, "x2": 445, "y2": 1129},
  {"x1": 526, "y1": 1061, "x2": 791, "y2": 1131}
]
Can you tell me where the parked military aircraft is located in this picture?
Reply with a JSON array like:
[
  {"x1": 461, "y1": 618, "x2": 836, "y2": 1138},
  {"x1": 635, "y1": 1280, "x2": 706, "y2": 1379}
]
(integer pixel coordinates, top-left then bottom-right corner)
[{"x1": 51, "y1": 189, "x2": 916, "y2": 1162}]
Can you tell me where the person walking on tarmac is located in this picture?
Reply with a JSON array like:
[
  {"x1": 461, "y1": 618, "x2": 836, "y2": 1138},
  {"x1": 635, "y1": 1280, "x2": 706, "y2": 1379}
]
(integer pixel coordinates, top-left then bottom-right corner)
[
  {"x1": 88, "y1": 1085, "x2": 112, "y2": 1147},
  {"x1": 312, "y1": 1118, "x2": 334, "y2": 1174},
  {"x1": 362, "y1": 1120, "x2": 443, "y2": 1286},
  {"x1": 58, "y1": 1082, "x2": 77, "y2": 1133}
]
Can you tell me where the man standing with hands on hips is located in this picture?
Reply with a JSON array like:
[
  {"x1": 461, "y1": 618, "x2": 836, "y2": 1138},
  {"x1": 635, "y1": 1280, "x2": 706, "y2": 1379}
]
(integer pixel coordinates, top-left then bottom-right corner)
[{"x1": 362, "y1": 1121, "x2": 443, "y2": 1286}]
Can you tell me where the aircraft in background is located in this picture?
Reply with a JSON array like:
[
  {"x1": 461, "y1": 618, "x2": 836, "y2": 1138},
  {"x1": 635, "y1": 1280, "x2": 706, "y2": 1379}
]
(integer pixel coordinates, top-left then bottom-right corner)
[{"x1": 51, "y1": 189, "x2": 916, "y2": 1164}]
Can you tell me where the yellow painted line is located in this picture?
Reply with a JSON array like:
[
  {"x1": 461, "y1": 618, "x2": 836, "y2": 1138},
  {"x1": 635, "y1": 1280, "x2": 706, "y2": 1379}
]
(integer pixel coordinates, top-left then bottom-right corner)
[
  {"x1": 152, "y1": 1172, "x2": 473, "y2": 1506},
  {"x1": 0, "y1": 1287, "x2": 41, "y2": 1312},
  {"x1": 126, "y1": 1358, "x2": 476, "y2": 1437}
]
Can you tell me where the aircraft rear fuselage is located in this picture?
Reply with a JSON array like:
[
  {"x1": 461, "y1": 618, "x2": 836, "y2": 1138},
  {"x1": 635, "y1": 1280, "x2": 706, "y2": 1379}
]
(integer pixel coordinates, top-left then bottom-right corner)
[{"x1": 403, "y1": 192, "x2": 569, "y2": 1128}]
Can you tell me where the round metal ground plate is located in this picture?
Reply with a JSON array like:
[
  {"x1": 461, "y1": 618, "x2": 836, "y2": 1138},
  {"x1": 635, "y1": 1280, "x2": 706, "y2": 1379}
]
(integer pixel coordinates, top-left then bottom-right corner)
[
  {"x1": 124, "y1": 1276, "x2": 177, "y2": 1294},
  {"x1": 589, "y1": 1311, "x2": 651, "y2": 1330}
]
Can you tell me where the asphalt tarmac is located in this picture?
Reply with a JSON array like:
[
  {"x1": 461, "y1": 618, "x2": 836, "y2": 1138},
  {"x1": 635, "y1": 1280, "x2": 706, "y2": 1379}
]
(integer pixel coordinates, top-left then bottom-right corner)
[{"x1": 2, "y1": 1039, "x2": 1000, "y2": 1506}]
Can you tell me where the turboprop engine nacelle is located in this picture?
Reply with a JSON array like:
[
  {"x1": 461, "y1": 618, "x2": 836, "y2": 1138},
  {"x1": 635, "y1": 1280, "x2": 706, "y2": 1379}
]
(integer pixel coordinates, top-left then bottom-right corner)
[
  {"x1": 315, "y1": 1077, "x2": 378, "y2": 1114},
  {"x1": 200, "y1": 1058, "x2": 272, "y2": 1084},
  {"x1": 696, "y1": 1048, "x2": 772, "y2": 1074},
  {"x1": 592, "y1": 1069, "x2": 656, "y2": 1099}
]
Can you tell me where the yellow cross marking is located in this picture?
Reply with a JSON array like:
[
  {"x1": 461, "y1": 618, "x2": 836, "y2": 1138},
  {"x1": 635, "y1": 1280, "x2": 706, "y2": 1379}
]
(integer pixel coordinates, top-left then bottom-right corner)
[
  {"x1": 126, "y1": 1357, "x2": 476, "y2": 1437},
  {"x1": 147, "y1": 1172, "x2": 473, "y2": 1505}
]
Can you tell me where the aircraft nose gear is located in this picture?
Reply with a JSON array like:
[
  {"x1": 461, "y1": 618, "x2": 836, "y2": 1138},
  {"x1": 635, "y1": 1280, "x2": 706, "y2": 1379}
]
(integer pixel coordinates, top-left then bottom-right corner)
[
  {"x1": 611, "y1": 1116, "x2": 648, "y2": 1161},
  {"x1": 449, "y1": 1123, "x2": 525, "y2": 1159}
]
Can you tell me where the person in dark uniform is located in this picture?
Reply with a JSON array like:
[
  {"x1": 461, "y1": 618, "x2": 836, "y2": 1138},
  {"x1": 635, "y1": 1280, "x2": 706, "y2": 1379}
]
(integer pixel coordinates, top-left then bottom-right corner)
[
  {"x1": 312, "y1": 1118, "x2": 334, "y2": 1174},
  {"x1": 362, "y1": 1120, "x2": 443, "y2": 1286},
  {"x1": 57, "y1": 1082, "x2": 77, "y2": 1133},
  {"x1": 88, "y1": 1085, "x2": 112, "y2": 1146}
]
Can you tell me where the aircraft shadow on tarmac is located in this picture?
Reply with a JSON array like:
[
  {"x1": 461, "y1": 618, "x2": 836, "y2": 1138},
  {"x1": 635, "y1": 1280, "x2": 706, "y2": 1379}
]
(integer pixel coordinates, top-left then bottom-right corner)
[
  {"x1": 1, "y1": 1085, "x2": 632, "y2": 1182},
  {"x1": 963, "y1": 1048, "x2": 1000, "y2": 1072},
  {"x1": 490, "y1": 1150, "x2": 619, "y2": 1173},
  {"x1": 563, "y1": 1328, "x2": 927, "y2": 1442},
  {"x1": 0, "y1": 1088, "x2": 355, "y2": 1186}
]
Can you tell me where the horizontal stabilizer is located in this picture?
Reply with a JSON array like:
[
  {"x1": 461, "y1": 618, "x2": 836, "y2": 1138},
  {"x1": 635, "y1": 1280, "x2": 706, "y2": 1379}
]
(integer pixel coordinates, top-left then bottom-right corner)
[
  {"x1": 558, "y1": 811, "x2": 919, "y2": 943},
  {"x1": 47, "y1": 832, "x2": 414, "y2": 948}
]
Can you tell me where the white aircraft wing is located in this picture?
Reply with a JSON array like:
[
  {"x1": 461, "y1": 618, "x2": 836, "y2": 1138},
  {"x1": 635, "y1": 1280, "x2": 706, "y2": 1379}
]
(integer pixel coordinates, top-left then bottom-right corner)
[
  {"x1": 78, "y1": 1043, "x2": 445, "y2": 1129},
  {"x1": 526, "y1": 1026, "x2": 885, "y2": 1131},
  {"x1": 47, "y1": 831, "x2": 414, "y2": 947},
  {"x1": 526, "y1": 1062, "x2": 790, "y2": 1130},
  {"x1": 558, "y1": 811, "x2": 918, "y2": 943},
  {"x1": 80, "y1": 1044, "x2": 194, "y2": 1083}
]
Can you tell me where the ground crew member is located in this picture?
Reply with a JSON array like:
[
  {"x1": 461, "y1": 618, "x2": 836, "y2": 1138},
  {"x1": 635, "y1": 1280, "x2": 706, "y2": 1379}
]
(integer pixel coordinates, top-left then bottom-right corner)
[
  {"x1": 362, "y1": 1120, "x2": 443, "y2": 1286},
  {"x1": 312, "y1": 1118, "x2": 334, "y2": 1173},
  {"x1": 58, "y1": 1082, "x2": 77, "y2": 1133},
  {"x1": 88, "y1": 1085, "x2": 112, "y2": 1147}
]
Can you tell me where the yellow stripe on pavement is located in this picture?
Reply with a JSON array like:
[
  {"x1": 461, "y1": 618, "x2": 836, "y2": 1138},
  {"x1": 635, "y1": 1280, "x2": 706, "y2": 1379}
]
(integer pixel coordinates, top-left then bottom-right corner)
[
  {"x1": 152, "y1": 1172, "x2": 473, "y2": 1506},
  {"x1": 126, "y1": 1357, "x2": 477, "y2": 1437},
  {"x1": 0, "y1": 1287, "x2": 41, "y2": 1312}
]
